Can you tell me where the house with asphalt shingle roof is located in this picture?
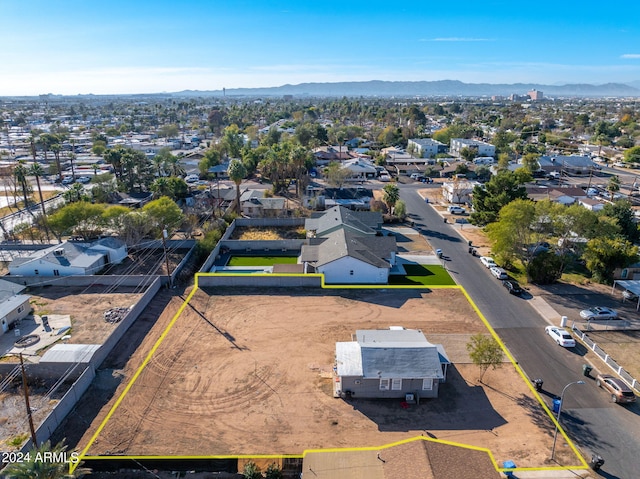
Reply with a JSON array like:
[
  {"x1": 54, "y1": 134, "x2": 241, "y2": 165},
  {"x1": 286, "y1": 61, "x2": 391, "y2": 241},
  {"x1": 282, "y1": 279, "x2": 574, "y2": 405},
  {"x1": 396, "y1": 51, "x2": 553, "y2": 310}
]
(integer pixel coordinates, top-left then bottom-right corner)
[
  {"x1": 8, "y1": 238, "x2": 127, "y2": 277},
  {"x1": 335, "y1": 328, "x2": 449, "y2": 399}
]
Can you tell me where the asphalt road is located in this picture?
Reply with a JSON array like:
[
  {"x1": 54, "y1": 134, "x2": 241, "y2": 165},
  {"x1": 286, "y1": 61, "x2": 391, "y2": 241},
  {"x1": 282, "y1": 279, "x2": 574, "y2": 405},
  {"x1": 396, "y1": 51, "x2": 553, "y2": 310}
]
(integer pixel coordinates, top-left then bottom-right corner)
[{"x1": 400, "y1": 185, "x2": 640, "y2": 478}]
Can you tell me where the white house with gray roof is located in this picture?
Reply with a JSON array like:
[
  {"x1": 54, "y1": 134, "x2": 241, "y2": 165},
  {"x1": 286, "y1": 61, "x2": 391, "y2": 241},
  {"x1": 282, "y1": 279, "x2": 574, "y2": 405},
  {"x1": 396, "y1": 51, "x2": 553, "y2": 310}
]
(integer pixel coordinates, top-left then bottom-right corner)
[
  {"x1": 8, "y1": 238, "x2": 127, "y2": 277},
  {"x1": 302, "y1": 206, "x2": 395, "y2": 284},
  {"x1": 0, "y1": 279, "x2": 31, "y2": 334},
  {"x1": 335, "y1": 328, "x2": 449, "y2": 399}
]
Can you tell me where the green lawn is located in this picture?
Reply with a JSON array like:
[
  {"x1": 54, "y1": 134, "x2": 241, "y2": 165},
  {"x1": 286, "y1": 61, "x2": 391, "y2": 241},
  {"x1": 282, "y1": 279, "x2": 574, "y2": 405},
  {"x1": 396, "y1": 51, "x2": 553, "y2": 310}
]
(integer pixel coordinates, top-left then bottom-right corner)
[
  {"x1": 388, "y1": 264, "x2": 456, "y2": 286},
  {"x1": 227, "y1": 256, "x2": 299, "y2": 266}
]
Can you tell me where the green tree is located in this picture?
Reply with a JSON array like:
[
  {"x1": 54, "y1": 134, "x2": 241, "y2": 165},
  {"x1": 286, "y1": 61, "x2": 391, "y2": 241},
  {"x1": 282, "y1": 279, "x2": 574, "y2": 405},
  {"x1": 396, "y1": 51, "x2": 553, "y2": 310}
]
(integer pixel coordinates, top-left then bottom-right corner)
[
  {"x1": 607, "y1": 175, "x2": 620, "y2": 201},
  {"x1": 470, "y1": 170, "x2": 530, "y2": 226},
  {"x1": 459, "y1": 146, "x2": 477, "y2": 162},
  {"x1": 1, "y1": 440, "x2": 90, "y2": 478},
  {"x1": 583, "y1": 236, "x2": 638, "y2": 284},
  {"x1": 623, "y1": 146, "x2": 640, "y2": 163},
  {"x1": 265, "y1": 463, "x2": 283, "y2": 479},
  {"x1": 383, "y1": 183, "x2": 400, "y2": 213},
  {"x1": 228, "y1": 158, "x2": 247, "y2": 215},
  {"x1": 601, "y1": 200, "x2": 639, "y2": 243},
  {"x1": 242, "y1": 460, "x2": 262, "y2": 479},
  {"x1": 394, "y1": 199, "x2": 407, "y2": 219},
  {"x1": 142, "y1": 196, "x2": 184, "y2": 237},
  {"x1": 221, "y1": 124, "x2": 245, "y2": 158},
  {"x1": 466, "y1": 334, "x2": 504, "y2": 383},
  {"x1": 486, "y1": 198, "x2": 538, "y2": 268},
  {"x1": 324, "y1": 161, "x2": 349, "y2": 188},
  {"x1": 521, "y1": 153, "x2": 540, "y2": 174}
]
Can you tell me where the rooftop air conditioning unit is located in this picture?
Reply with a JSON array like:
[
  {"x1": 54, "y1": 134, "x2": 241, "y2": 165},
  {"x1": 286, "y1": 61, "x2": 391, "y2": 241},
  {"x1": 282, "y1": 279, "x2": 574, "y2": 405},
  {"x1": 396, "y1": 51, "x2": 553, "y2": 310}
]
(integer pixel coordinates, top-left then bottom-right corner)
[{"x1": 53, "y1": 248, "x2": 65, "y2": 256}]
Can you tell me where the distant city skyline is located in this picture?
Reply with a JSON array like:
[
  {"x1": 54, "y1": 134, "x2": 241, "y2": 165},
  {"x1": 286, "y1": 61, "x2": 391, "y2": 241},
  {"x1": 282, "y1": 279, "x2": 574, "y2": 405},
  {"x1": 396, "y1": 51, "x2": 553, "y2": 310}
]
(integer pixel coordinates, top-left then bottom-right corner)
[{"x1": 1, "y1": 0, "x2": 639, "y2": 96}]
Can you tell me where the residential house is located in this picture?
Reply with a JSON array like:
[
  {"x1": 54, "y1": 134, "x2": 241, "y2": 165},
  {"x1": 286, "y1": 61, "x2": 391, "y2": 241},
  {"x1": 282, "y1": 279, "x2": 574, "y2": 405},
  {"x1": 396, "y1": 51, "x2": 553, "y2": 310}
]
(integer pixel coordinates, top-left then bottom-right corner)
[
  {"x1": 241, "y1": 196, "x2": 286, "y2": 218},
  {"x1": 313, "y1": 146, "x2": 355, "y2": 165},
  {"x1": 407, "y1": 138, "x2": 447, "y2": 158},
  {"x1": 0, "y1": 279, "x2": 31, "y2": 334},
  {"x1": 537, "y1": 155, "x2": 598, "y2": 176},
  {"x1": 305, "y1": 187, "x2": 373, "y2": 211},
  {"x1": 8, "y1": 238, "x2": 127, "y2": 277},
  {"x1": 442, "y1": 180, "x2": 477, "y2": 204},
  {"x1": 341, "y1": 158, "x2": 378, "y2": 181},
  {"x1": 335, "y1": 328, "x2": 449, "y2": 399},
  {"x1": 578, "y1": 197, "x2": 605, "y2": 212},
  {"x1": 303, "y1": 438, "x2": 500, "y2": 479},
  {"x1": 207, "y1": 161, "x2": 230, "y2": 179},
  {"x1": 449, "y1": 139, "x2": 495, "y2": 159},
  {"x1": 302, "y1": 206, "x2": 395, "y2": 284}
]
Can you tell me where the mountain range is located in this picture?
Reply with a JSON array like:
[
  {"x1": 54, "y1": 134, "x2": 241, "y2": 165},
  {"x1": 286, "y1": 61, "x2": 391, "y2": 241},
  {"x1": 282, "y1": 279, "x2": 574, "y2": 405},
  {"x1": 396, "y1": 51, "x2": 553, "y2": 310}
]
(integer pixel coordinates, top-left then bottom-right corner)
[{"x1": 174, "y1": 80, "x2": 640, "y2": 98}]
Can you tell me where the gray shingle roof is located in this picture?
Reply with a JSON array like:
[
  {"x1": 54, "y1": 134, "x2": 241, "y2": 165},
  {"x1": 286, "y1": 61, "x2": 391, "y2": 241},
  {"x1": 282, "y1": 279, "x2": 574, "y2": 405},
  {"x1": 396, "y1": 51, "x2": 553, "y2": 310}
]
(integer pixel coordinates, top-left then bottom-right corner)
[
  {"x1": 305, "y1": 205, "x2": 382, "y2": 237},
  {"x1": 302, "y1": 229, "x2": 395, "y2": 268}
]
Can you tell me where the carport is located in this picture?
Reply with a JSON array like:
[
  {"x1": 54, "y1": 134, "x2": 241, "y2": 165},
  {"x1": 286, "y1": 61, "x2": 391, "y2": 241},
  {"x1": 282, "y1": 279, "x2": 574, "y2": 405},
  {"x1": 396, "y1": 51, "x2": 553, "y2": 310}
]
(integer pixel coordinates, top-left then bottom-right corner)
[{"x1": 612, "y1": 280, "x2": 640, "y2": 310}]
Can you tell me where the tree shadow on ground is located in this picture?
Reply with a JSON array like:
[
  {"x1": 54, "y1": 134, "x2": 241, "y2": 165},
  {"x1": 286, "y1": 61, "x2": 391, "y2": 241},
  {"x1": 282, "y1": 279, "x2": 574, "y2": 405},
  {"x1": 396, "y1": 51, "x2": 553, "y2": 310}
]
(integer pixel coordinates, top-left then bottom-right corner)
[{"x1": 346, "y1": 365, "x2": 506, "y2": 432}]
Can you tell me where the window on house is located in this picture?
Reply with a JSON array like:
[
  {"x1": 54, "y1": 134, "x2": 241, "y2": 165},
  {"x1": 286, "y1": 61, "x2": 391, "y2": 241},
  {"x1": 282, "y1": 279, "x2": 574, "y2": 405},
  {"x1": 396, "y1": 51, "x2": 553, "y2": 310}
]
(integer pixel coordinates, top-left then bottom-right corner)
[
  {"x1": 53, "y1": 270, "x2": 60, "y2": 276},
  {"x1": 379, "y1": 378, "x2": 390, "y2": 391},
  {"x1": 391, "y1": 378, "x2": 402, "y2": 390},
  {"x1": 422, "y1": 378, "x2": 433, "y2": 390},
  {"x1": 17, "y1": 305, "x2": 24, "y2": 313},
  {"x1": 622, "y1": 269, "x2": 628, "y2": 279},
  {"x1": 34, "y1": 269, "x2": 39, "y2": 275},
  {"x1": 349, "y1": 270, "x2": 354, "y2": 275}
]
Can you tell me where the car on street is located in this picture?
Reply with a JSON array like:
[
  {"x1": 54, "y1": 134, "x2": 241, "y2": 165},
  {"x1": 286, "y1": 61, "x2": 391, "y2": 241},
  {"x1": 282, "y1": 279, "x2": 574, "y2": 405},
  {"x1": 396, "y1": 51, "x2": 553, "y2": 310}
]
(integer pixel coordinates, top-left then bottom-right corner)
[
  {"x1": 76, "y1": 176, "x2": 91, "y2": 184},
  {"x1": 447, "y1": 205, "x2": 466, "y2": 215},
  {"x1": 62, "y1": 177, "x2": 74, "y2": 185},
  {"x1": 580, "y1": 306, "x2": 618, "y2": 320},
  {"x1": 490, "y1": 267, "x2": 508, "y2": 280},
  {"x1": 502, "y1": 280, "x2": 523, "y2": 295},
  {"x1": 479, "y1": 256, "x2": 497, "y2": 268},
  {"x1": 595, "y1": 374, "x2": 637, "y2": 404},
  {"x1": 545, "y1": 326, "x2": 576, "y2": 347}
]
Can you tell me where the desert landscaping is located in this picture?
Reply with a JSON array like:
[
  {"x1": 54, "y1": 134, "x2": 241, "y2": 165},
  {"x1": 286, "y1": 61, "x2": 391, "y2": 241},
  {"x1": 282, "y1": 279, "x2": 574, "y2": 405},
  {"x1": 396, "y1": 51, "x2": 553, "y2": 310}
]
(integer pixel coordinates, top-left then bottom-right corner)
[{"x1": 69, "y1": 286, "x2": 582, "y2": 468}]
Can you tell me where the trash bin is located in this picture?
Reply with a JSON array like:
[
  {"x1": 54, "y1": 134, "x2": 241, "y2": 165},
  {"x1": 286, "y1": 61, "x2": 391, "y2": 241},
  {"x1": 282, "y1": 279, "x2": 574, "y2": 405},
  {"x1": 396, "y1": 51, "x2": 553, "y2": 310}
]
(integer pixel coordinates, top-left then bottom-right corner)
[
  {"x1": 468, "y1": 240, "x2": 473, "y2": 246},
  {"x1": 436, "y1": 249, "x2": 443, "y2": 258},
  {"x1": 533, "y1": 378, "x2": 543, "y2": 391},
  {"x1": 468, "y1": 247, "x2": 474, "y2": 254},
  {"x1": 502, "y1": 460, "x2": 516, "y2": 478},
  {"x1": 582, "y1": 364, "x2": 593, "y2": 377},
  {"x1": 552, "y1": 398, "x2": 562, "y2": 414},
  {"x1": 589, "y1": 454, "x2": 604, "y2": 471}
]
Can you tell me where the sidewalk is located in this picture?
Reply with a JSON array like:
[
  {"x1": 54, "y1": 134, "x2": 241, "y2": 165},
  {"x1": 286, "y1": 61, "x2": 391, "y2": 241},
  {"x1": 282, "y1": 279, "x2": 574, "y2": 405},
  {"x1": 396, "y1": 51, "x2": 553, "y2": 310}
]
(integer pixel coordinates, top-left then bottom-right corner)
[{"x1": 507, "y1": 469, "x2": 593, "y2": 479}]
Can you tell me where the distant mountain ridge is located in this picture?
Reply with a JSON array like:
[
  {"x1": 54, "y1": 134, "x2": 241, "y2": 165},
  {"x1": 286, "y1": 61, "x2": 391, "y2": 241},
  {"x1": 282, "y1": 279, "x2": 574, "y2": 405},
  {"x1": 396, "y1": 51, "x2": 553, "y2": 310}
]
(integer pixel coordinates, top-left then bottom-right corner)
[{"x1": 175, "y1": 80, "x2": 640, "y2": 98}]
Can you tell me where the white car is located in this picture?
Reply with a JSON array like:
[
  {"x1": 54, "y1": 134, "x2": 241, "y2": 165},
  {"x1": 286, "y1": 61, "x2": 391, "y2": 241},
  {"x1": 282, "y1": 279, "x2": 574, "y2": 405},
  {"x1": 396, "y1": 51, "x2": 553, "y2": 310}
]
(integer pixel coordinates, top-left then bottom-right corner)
[
  {"x1": 545, "y1": 326, "x2": 576, "y2": 348},
  {"x1": 448, "y1": 206, "x2": 466, "y2": 215},
  {"x1": 579, "y1": 306, "x2": 618, "y2": 320},
  {"x1": 490, "y1": 267, "x2": 508, "y2": 280},
  {"x1": 480, "y1": 256, "x2": 497, "y2": 268}
]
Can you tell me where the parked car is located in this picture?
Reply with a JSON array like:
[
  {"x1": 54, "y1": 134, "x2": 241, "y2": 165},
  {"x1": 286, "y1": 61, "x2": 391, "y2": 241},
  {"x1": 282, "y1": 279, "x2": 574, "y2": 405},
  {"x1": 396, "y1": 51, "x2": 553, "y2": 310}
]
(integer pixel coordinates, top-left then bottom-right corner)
[
  {"x1": 379, "y1": 174, "x2": 391, "y2": 182},
  {"x1": 502, "y1": 280, "x2": 523, "y2": 295},
  {"x1": 479, "y1": 256, "x2": 497, "y2": 268},
  {"x1": 490, "y1": 267, "x2": 508, "y2": 280},
  {"x1": 447, "y1": 205, "x2": 466, "y2": 215},
  {"x1": 595, "y1": 374, "x2": 637, "y2": 404},
  {"x1": 545, "y1": 326, "x2": 576, "y2": 348},
  {"x1": 579, "y1": 306, "x2": 618, "y2": 320},
  {"x1": 76, "y1": 176, "x2": 91, "y2": 184},
  {"x1": 62, "y1": 176, "x2": 74, "y2": 185},
  {"x1": 622, "y1": 289, "x2": 638, "y2": 301}
]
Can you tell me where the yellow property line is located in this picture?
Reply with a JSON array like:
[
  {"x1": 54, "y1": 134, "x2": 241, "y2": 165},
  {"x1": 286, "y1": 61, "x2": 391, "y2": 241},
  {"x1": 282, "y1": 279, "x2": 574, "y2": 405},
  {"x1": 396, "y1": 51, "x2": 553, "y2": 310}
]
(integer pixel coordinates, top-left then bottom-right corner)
[{"x1": 71, "y1": 271, "x2": 588, "y2": 473}]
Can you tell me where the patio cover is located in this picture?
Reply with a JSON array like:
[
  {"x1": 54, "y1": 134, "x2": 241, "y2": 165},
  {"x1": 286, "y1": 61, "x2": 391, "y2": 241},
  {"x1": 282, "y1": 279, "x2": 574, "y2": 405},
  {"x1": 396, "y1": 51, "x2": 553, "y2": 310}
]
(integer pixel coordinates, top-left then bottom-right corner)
[{"x1": 612, "y1": 280, "x2": 640, "y2": 310}]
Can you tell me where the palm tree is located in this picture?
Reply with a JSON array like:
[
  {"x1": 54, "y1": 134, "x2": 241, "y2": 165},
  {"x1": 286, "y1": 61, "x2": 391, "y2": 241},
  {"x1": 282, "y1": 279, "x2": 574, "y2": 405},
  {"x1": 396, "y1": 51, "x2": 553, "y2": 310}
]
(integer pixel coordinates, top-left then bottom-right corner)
[
  {"x1": 14, "y1": 162, "x2": 33, "y2": 216},
  {"x1": 228, "y1": 158, "x2": 247, "y2": 215},
  {"x1": 50, "y1": 141, "x2": 63, "y2": 182},
  {"x1": 383, "y1": 183, "x2": 400, "y2": 214},
  {"x1": 29, "y1": 162, "x2": 51, "y2": 241},
  {"x1": 1, "y1": 440, "x2": 90, "y2": 478}
]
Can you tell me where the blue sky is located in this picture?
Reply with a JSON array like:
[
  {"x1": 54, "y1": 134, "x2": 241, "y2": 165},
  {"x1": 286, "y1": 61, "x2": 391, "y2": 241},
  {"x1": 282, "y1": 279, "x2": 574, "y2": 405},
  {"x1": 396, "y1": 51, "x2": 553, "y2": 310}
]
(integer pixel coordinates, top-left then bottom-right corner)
[{"x1": 1, "y1": 0, "x2": 639, "y2": 95}]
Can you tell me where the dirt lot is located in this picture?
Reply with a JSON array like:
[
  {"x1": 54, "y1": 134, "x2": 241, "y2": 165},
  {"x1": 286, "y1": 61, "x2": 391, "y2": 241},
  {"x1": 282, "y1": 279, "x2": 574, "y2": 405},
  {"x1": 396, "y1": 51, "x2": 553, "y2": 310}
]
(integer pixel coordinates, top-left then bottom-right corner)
[
  {"x1": 26, "y1": 285, "x2": 145, "y2": 345},
  {"x1": 74, "y1": 287, "x2": 580, "y2": 468}
]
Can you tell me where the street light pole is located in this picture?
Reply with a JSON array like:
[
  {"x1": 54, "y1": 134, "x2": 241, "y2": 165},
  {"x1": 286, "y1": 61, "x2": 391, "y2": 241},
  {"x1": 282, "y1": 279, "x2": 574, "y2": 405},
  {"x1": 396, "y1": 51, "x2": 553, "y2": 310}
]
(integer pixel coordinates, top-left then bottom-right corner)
[{"x1": 551, "y1": 380, "x2": 585, "y2": 460}]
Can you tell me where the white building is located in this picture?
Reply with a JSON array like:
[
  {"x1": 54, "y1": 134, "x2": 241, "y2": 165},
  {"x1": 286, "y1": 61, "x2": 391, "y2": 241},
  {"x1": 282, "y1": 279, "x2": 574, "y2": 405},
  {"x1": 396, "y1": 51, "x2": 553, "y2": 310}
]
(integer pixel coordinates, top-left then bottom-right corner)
[
  {"x1": 449, "y1": 139, "x2": 495, "y2": 159},
  {"x1": 407, "y1": 138, "x2": 447, "y2": 158},
  {"x1": 441, "y1": 180, "x2": 478, "y2": 204},
  {"x1": 9, "y1": 238, "x2": 127, "y2": 277}
]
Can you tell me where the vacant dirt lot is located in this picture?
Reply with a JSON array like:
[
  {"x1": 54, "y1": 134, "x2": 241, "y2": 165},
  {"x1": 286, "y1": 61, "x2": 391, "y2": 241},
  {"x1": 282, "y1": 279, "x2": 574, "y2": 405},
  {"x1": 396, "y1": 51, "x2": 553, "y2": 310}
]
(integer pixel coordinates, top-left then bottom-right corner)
[
  {"x1": 26, "y1": 285, "x2": 145, "y2": 345},
  {"x1": 75, "y1": 287, "x2": 579, "y2": 468}
]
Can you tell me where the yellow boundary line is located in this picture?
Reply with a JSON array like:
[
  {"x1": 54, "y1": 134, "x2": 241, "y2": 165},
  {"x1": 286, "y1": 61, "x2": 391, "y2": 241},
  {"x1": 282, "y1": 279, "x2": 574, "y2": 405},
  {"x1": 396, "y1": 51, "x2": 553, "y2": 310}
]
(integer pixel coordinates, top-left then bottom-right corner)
[{"x1": 70, "y1": 271, "x2": 588, "y2": 474}]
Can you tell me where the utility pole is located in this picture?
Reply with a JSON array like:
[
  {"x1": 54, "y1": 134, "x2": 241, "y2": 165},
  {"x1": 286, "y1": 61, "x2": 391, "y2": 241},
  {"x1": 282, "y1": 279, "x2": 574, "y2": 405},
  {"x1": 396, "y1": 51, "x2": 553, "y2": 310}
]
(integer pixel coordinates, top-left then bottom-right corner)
[{"x1": 20, "y1": 353, "x2": 38, "y2": 448}]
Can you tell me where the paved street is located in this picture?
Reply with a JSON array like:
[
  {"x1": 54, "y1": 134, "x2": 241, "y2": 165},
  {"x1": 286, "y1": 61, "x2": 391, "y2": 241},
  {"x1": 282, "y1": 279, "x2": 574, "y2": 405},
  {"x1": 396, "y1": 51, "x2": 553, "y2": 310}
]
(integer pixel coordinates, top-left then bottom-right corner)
[{"x1": 400, "y1": 186, "x2": 640, "y2": 479}]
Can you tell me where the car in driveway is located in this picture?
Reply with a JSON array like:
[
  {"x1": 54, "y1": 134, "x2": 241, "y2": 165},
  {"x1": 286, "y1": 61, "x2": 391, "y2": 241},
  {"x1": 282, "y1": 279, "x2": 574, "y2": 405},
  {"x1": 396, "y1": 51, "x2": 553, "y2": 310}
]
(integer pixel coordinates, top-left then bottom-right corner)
[
  {"x1": 479, "y1": 256, "x2": 497, "y2": 268},
  {"x1": 502, "y1": 280, "x2": 523, "y2": 295},
  {"x1": 545, "y1": 326, "x2": 576, "y2": 347},
  {"x1": 447, "y1": 205, "x2": 466, "y2": 215},
  {"x1": 595, "y1": 374, "x2": 637, "y2": 404},
  {"x1": 490, "y1": 267, "x2": 508, "y2": 280},
  {"x1": 580, "y1": 306, "x2": 618, "y2": 320}
]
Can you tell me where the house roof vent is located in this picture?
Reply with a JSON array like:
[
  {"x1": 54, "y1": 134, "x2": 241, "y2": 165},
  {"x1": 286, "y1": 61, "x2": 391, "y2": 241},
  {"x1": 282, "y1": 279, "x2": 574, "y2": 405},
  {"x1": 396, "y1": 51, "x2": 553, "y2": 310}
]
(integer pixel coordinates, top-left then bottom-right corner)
[{"x1": 53, "y1": 248, "x2": 65, "y2": 256}]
